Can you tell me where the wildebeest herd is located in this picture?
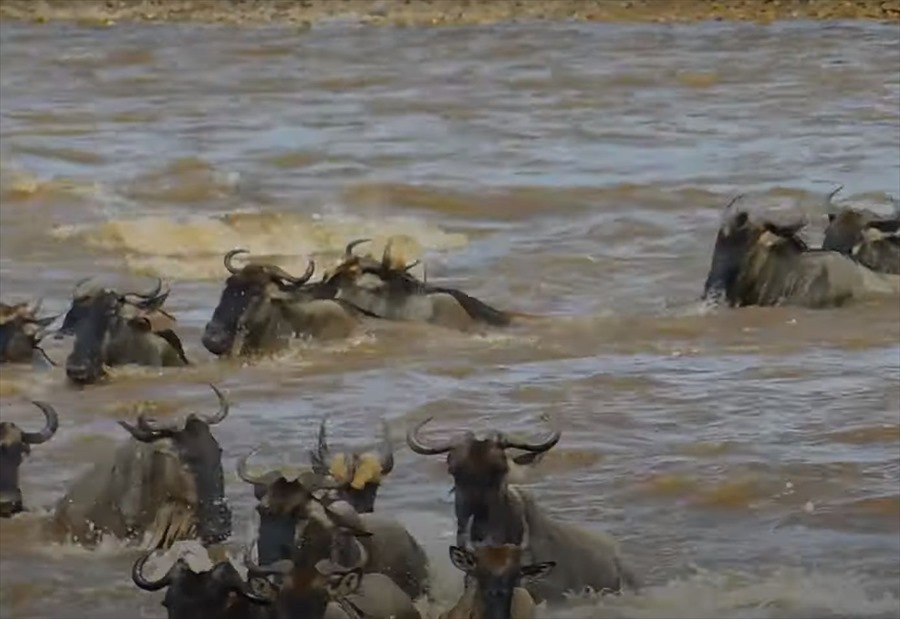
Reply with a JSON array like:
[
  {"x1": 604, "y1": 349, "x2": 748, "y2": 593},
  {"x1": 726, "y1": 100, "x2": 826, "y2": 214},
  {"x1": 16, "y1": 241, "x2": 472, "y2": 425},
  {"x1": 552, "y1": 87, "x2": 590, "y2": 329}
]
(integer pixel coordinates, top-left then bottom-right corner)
[{"x1": 1, "y1": 187, "x2": 898, "y2": 619}]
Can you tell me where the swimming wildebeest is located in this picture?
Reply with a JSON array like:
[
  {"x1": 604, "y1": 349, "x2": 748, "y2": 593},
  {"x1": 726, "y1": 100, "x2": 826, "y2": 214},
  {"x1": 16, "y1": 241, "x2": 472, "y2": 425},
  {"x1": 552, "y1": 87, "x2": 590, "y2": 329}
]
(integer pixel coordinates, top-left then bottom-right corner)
[
  {"x1": 702, "y1": 195, "x2": 900, "y2": 308},
  {"x1": 322, "y1": 239, "x2": 530, "y2": 331},
  {"x1": 0, "y1": 401, "x2": 59, "y2": 517},
  {"x1": 201, "y1": 249, "x2": 370, "y2": 358},
  {"x1": 0, "y1": 300, "x2": 57, "y2": 364},
  {"x1": 245, "y1": 543, "x2": 422, "y2": 619},
  {"x1": 441, "y1": 538, "x2": 556, "y2": 619},
  {"x1": 131, "y1": 547, "x2": 272, "y2": 619},
  {"x1": 48, "y1": 385, "x2": 232, "y2": 549},
  {"x1": 406, "y1": 417, "x2": 638, "y2": 604},
  {"x1": 60, "y1": 278, "x2": 189, "y2": 384},
  {"x1": 821, "y1": 192, "x2": 899, "y2": 275},
  {"x1": 309, "y1": 416, "x2": 395, "y2": 513},
  {"x1": 237, "y1": 448, "x2": 430, "y2": 601}
]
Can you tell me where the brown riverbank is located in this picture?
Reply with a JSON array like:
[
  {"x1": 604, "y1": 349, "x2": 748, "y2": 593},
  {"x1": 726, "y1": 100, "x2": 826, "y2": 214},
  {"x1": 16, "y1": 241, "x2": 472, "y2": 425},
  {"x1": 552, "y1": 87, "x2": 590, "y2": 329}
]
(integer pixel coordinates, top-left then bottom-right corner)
[{"x1": 0, "y1": 0, "x2": 898, "y2": 26}]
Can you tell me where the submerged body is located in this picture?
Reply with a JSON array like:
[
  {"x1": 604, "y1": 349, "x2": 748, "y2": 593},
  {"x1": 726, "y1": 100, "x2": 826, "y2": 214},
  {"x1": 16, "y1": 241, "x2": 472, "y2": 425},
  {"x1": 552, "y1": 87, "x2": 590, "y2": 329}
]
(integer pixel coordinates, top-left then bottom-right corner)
[
  {"x1": 60, "y1": 281, "x2": 189, "y2": 384},
  {"x1": 49, "y1": 386, "x2": 232, "y2": 549},
  {"x1": 702, "y1": 197, "x2": 900, "y2": 308},
  {"x1": 324, "y1": 239, "x2": 522, "y2": 332},
  {"x1": 202, "y1": 249, "x2": 365, "y2": 358}
]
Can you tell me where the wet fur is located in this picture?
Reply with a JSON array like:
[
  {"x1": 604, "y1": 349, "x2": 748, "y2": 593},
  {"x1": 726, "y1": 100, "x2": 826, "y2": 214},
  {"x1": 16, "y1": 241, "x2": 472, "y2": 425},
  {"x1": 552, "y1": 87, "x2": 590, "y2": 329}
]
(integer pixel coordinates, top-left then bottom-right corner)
[{"x1": 49, "y1": 438, "x2": 201, "y2": 549}]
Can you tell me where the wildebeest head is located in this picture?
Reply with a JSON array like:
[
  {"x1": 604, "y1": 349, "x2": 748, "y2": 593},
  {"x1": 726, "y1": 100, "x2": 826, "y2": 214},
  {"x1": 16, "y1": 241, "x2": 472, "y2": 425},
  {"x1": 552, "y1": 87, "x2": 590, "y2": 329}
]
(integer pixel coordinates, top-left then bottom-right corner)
[
  {"x1": 448, "y1": 541, "x2": 556, "y2": 619},
  {"x1": 0, "y1": 401, "x2": 58, "y2": 518},
  {"x1": 237, "y1": 447, "x2": 371, "y2": 567},
  {"x1": 0, "y1": 300, "x2": 57, "y2": 364},
  {"x1": 407, "y1": 416, "x2": 560, "y2": 498},
  {"x1": 131, "y1": 549, "x2": 270, "y2": 619},
  {"x1": 117, "y1": 384, "x2": 233, "y2": 547},
  {"x1": 822, "y1": 190, "x2": 900, "y2": 275},
  {"x1": 202, "y1": 249, "x2": 317, "y2": 356},
  {"x1": 323, "y1": 238, "x2": 423, "y2": 290},
  {"x1": 308, "y1": 416, "x2": 395, "y2": 513},
  {"x1": 244, "y1": 551, "x2": 365, "y2": 619},
  {"x1": 63, "y1": 278, "x2": 176, "y2": 384},
  {"x1": 702, "y1": 195, "x2": 810, "y2": 306},
  {"x1": 407, "y1": 416, "x2": 559, "y2": 547}
]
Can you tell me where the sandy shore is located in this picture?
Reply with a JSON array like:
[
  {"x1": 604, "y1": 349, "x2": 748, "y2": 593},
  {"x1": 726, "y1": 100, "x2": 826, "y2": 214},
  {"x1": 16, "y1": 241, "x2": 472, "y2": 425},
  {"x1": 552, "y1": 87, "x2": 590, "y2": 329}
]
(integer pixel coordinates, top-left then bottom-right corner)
[{"x1": 0, "y1": 0, "x2": 898, "y2": 26}]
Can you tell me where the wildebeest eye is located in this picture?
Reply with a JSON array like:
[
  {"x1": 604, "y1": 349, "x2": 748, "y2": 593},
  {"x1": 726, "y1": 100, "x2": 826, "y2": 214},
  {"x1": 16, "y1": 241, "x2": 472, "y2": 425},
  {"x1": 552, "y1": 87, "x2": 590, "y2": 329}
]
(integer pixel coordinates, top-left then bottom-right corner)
[{"x1": 734, "y1": 212, "x2": 749, "y2": 228}]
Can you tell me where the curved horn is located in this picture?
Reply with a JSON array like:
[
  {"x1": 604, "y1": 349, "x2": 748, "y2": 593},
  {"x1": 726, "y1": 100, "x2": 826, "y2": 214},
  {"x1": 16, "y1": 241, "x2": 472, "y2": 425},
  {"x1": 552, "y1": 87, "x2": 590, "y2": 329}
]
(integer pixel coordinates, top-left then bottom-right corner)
[
  {"x1": 200, "y1": 383, "x2": 229, "y2": 426},
  {"x1": 124, "y1": 278, "x2": 164, "y2": 301},
  {"x1": 310, "y1": 416, "x2": 331, "y2": 475},
  {"x1": 381, "y1": 239, "x2": 394, "y2": 269},
  {"x1": 345, "y1": 238, "x2": 371, "y2": 257},
  {"x1": 405, "y1": 417, "x2": 456, "y2": 456},
  {"x1": 825, "y1": 184, "x2": 844, "y2": 207},
  {"x1": 403, "y1": 259, "x2": 421, "y2": 273},
  {"x1": 497, "y1": 414, "x2": 561, "y2": 453},
  {"x1": 236, "y1": 445, "x2": 270, "y2": 487},
  {"x1": 131, "y1": 551, "x2": 181, "y2": 592},
  {"x1": 118, "y1": 420, "x2": 166, "y2": 443},
  {"x1": 266, "y1": 261, "x2": 315, "y2": 286},
  {"x1": 21, "y1": 401, "x2": 59, "y2": 445},
  {"x1": 225, "y1": 249, "x2": 250, "y2": 275},
  {"x1": 379, "y1": 419, "x2": 394, "y2": 475}
]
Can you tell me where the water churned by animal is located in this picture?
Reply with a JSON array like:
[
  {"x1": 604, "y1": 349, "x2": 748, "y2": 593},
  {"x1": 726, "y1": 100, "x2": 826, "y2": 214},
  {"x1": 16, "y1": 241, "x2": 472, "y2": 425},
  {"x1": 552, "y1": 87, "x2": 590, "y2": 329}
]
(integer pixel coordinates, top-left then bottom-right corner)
[{"x1": 1, "y1": 15, "x2": 899, "y2": 619}]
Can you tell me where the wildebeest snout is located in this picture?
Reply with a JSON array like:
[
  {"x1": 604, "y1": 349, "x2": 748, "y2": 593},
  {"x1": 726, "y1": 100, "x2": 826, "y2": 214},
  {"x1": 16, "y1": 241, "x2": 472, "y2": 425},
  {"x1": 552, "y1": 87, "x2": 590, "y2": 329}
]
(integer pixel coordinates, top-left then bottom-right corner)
[
  {"x1": 201, "y1": 322, "x2": 234, "y2": 357},
  {"x1": 65, "y1": 360, "x2": 103, "y2": 384}
]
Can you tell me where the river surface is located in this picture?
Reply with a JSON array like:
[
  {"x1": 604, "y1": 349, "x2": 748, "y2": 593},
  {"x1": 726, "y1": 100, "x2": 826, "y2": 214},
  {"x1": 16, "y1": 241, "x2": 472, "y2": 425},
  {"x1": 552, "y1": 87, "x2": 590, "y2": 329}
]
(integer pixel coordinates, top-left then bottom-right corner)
[{"x1": 0, "y1": 17, "x2": 899, "y2": 619}]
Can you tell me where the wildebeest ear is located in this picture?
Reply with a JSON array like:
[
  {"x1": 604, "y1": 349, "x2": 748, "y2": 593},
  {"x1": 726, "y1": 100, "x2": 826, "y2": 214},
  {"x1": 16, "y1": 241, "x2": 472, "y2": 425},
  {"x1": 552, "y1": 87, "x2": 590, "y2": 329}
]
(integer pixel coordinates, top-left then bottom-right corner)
[
  {"x1": 132, "y1": 308, "x2": 177, "y2": 334},
  {"x1": 448, "y1": 546, "x2": 477, "y2": 573},
  {"x1": 327, "y1": 569, "x2": 362, "y2": 597},
  {"x1": 521, "y1": 561, "x2": 556, "y2": 583}
]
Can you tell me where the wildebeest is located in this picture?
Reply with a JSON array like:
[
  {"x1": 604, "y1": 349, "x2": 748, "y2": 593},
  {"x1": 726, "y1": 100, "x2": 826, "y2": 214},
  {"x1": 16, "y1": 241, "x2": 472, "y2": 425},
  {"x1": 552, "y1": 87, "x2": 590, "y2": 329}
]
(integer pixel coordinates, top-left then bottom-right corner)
[
  {"x1": 0, "y1": 401, "x2": 58, "y2": 517},
  {"x1": 322, "y1": 239, "x2": 528, "y2": 331},
  {"x1": 406, "y1": 417, "x2": 638, "y2": 604},
  {"x1": 201, "y1": 249, "x2": 370, "y2": 358},
  {"x1": 60, "y1": 278, "x2": 189, "y2": 384},
  {"x1": 48, "y1": 385, "x2": 232, "y2": 549},
  {"x1": 131, "y1": 547, "x2": 272, "y2": 619},
  {"x1": 702, "y1": 195, "x2": 900, "y2": 308},
  {"x1": 822, "y1": 192, "x2": 899, "y2": 275},
  {"x1": 237, "y1": 448, "x2": 430, "y2": 601},
  {"x1": 245, "y1": 544, "x2": 422, "y2": 619},
  {"x1": 441, "y1": 539, "x2": 556, "y2": 619},
  {"x1": 0, "y1": 300, "x2": 57, "y2": 364},
  {"x1": 309, "y1": 416, "x2": 395, "y2": 513}
]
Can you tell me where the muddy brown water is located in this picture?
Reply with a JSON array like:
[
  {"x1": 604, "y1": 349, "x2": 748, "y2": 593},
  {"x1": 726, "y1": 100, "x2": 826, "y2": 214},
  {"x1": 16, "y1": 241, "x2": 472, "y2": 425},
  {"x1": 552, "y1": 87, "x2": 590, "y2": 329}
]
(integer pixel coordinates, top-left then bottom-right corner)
[{"x1": 1, "y1": 18, "x2": 899, "y2": 619}]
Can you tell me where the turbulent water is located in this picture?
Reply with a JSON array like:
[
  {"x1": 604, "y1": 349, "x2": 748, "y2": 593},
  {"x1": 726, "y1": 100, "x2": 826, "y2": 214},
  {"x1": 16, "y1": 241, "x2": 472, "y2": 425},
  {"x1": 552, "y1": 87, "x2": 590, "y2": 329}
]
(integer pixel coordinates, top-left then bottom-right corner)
[{"x1": 0, "y1": 17, "x2": 899, "y2": 619}]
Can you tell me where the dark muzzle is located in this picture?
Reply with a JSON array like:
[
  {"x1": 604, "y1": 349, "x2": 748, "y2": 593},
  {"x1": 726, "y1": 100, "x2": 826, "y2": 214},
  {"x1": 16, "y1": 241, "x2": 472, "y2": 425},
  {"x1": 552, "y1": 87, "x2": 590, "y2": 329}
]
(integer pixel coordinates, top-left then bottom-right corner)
[
  {"x1": 65, "y1": 360, "x2": 104, "y2": 384},
  {"x1": 201, "y1": 323, "x2": 235, "y2": 357},
  {"x1": 0, "y1": 490, "x2": 23, "y2": 518}
]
